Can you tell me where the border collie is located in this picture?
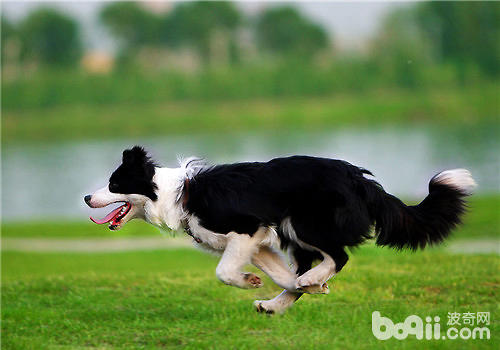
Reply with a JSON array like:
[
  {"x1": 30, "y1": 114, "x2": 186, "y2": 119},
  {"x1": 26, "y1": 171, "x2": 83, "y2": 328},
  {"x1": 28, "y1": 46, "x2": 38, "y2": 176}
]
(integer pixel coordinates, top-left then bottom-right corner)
[{"x1": 84, "y1": 146, "x2": 476, "y2": 314}]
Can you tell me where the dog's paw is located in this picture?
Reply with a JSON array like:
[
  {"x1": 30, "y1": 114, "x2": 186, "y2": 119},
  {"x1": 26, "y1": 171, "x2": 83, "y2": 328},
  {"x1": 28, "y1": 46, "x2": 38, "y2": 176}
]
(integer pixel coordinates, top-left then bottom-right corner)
[
  {"x1": 253, "y1": 300, "x2": 275, "y2": 314},
  {"x1": 243, "y1": 273, "x2": 263, "y2": 288},
  {"x1": 296, "y1": 275, "x2": 330, "y2": 294},
  {"x1": 297, "y1": 282, "x2": 329, "y2": 294}
]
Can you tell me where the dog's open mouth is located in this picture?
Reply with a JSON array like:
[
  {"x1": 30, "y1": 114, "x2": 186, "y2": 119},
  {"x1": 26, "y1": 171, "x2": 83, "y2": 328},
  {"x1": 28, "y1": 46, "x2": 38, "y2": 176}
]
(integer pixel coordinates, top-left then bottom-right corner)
[{"x1": 90, "y1": 202, "x2": 131, "y2": 230}]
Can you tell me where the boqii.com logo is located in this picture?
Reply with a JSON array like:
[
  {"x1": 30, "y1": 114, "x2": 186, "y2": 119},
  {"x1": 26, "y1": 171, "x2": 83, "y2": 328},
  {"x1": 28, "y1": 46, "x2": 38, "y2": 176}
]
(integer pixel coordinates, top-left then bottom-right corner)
[{"x1": 372, "y1": 311, "x2": 491, "y2": 340}]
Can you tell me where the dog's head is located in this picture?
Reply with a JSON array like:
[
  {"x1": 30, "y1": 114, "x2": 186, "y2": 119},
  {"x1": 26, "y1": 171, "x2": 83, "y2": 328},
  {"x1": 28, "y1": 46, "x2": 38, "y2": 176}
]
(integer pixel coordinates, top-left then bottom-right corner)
[{"x1": 84, "y1": 146, "x2": 159, "y2": 230}]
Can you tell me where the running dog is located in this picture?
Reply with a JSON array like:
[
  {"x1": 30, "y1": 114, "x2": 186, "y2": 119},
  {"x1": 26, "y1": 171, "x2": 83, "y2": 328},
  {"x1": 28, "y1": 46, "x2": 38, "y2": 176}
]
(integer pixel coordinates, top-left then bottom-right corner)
[{"x1": 84, "y1": 146, "x2": 476, "y2": 313}]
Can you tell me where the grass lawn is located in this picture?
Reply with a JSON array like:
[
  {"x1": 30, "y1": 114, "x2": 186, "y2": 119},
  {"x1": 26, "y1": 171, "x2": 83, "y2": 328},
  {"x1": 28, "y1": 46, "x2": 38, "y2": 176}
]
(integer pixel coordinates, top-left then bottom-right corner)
[
  {"x1": 2, "y1": 246, "x2": 499, "y2": 350},
  {"x1": 3, "y1": 85, "x2": 498, "y2": 144},
  {"x1": 2, "y1": 195, "x2": 499, "y2": 349},
  {"x1": 2, "y1": 187, "x2": 498, "y2": 349}
]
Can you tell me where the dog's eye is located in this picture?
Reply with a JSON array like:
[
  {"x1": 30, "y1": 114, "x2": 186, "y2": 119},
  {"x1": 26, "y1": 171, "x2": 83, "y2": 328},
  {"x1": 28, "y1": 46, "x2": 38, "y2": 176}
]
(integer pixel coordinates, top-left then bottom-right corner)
[{"x1": 109, "y1": 183, "x2": 119, "y2": 192}]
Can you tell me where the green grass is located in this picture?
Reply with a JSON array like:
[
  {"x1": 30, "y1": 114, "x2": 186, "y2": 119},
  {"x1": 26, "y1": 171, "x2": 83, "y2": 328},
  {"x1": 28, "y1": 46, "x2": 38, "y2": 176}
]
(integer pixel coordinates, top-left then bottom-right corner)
[
  {"x1": 0, "y1": 63, "x2": 479, "y2": 111},
  {"x1": 2, "y1": 196, "x2": 498, "y2": 348},
  {"x1": 2, "y1": 247, "x2": 499, "y2": 349},
  {"x1": 3, "y1": 195, "x2": 498, "y2": 240},
  {"x1": 1, "y1": 219, "x2": 162, "y2": 239},
  {"x1": 3, "y1": 84, "x2": 498, "y2": 144}
]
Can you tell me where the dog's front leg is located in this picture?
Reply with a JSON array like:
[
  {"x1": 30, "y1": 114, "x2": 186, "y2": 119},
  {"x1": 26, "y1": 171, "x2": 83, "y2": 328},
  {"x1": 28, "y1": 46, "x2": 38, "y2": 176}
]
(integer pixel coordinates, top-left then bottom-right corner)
[
  {"x1": 251, "y1": 246, "x2": 298, "y2": 291},
  {"x1": 215, "y1": 229, "x2": 266, "y2": 289},
  {"x1": 251, "y1": 247, "x2": 303, "y2": 313},
  {"x1": 254, "y1": 290, "x2": 303, "y2": 314}
]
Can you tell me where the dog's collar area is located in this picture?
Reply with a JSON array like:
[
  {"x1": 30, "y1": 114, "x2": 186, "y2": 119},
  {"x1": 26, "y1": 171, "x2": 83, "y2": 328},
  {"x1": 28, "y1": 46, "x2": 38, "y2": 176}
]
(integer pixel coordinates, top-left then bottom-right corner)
[{"x1": 181, "y1": 219, "x2": 202, "y2": 244}]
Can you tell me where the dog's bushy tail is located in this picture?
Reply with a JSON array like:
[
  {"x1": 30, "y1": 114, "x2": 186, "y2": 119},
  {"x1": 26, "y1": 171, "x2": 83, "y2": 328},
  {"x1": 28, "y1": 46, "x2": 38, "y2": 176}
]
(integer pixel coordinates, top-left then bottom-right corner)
[{"x1": 371, "y1": 169, "x2": 476, "y2": 250}]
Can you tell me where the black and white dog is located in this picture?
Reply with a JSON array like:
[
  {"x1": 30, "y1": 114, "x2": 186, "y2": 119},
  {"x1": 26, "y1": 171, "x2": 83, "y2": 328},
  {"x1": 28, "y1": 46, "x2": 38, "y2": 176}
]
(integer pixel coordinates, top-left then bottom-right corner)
[{"x1": 84, "y1": 146, "x2": 476, "y2": 313}]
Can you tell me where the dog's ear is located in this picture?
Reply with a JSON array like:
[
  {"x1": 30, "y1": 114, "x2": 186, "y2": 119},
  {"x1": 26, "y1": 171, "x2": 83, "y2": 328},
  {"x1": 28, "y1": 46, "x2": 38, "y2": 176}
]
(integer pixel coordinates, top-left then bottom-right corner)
[{"x1": 122, "y1": 146, "x2": 147, "y2": 165}]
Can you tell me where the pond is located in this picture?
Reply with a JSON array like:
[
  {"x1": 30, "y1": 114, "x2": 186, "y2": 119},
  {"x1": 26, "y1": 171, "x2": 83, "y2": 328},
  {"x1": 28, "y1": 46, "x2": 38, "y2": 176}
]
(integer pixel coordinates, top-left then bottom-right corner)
[{"x1": 2, "y1": 126, "x2": 498, "y2": 221}]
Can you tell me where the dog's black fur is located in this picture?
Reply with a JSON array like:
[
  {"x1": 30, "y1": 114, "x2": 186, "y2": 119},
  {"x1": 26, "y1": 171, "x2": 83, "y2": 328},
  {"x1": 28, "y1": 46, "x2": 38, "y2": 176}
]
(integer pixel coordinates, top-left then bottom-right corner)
[
  {"x1": 109, "y1": 147, "x2": 158, "y2": 200},
  {"x1": 113, "y1": 147, "x2": 471, "y2": 276},
  {"x1": 184, "y1": 155, "x2": 469, "y2": 273}
]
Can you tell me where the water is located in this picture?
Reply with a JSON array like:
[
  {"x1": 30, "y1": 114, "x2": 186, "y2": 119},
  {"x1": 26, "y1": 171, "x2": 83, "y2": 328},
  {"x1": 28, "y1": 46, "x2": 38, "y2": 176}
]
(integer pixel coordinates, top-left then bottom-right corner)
[{"x1": 2, "y1": 126, "x2": 498, "y2": 221}]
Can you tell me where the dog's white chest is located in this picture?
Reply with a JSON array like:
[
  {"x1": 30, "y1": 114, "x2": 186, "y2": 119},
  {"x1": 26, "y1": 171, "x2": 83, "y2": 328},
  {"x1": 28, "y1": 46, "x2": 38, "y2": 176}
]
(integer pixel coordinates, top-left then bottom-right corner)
[{"x1": 186, "y1": 215, "x2": 228, "y2": 251}]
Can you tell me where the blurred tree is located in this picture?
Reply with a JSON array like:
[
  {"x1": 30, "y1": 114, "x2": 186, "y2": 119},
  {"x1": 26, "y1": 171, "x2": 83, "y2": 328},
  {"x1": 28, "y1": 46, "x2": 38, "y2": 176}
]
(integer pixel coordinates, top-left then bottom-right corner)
[
  {"x1": 100, "y1": 2, "x2": 160, "y2": 59},
  {"x1": 371, "y1": 8, "x2": 432, "y2": 88},
  {"x1": 1, "y1": 16, "x2": 15, "y2": 63},
  {"x1": 255, "y1": 7, "x2": 329, "y2": 60},
  {"x1": 416, "y1": 1, "x2": 500, "y2": 80},
  {"x1": 1, "y1": 16, "x2": 15, "y2": 43},
  {"x1": 18, "y1": 8, "x2": 82, "y2": 66},
  {"x1": 165, "y1": 1, "x2": 241, "y2": 65}
]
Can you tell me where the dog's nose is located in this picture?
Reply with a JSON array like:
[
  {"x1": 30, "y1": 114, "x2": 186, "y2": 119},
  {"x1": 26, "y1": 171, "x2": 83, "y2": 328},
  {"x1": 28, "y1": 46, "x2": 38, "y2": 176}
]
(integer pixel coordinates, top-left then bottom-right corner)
[{"x1": 84, "y1": 195, "x2": 92, "y2": 206}]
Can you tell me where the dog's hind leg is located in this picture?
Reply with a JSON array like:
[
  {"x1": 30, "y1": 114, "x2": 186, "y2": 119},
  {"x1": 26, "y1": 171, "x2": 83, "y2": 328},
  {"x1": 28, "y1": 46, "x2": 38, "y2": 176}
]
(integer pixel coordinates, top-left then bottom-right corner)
[
  {"x1": 295, "y1": 247, "x2": 348, "y2": 294},
  {"x1": 215, "y1": 228, "x2": 267, "y2": 289}
]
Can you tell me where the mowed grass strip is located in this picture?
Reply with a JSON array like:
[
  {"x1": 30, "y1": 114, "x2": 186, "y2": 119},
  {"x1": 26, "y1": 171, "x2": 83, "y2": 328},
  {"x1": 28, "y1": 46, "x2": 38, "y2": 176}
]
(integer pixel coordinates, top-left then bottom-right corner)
[
  {"x1": 3, "y1": 195, "x2": 498, "y2": 240},
  {"x1": 2, "y1": 247, "x2": 499, "y2": 350}
]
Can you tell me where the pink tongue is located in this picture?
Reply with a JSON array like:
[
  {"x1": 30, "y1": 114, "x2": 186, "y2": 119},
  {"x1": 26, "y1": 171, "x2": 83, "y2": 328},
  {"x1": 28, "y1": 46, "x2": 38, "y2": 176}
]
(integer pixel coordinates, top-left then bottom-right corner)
[{"x1": 90, "y1": 205, "x2": 123, "y2": 224}]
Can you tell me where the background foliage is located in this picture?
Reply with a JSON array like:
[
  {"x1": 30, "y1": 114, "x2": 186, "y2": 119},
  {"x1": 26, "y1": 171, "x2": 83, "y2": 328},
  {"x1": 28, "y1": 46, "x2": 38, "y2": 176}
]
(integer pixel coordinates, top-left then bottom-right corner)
[{"x1": 2, "y1": 1, "x2": 499, "y2": 111}]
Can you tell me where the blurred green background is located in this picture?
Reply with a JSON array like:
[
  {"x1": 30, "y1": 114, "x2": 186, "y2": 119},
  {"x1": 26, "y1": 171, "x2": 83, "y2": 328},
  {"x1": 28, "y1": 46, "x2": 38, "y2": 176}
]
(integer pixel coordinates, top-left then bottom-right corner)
[
  {"x1": 2, "y1": 1, "x2": 499, "y2": 223},
  {"x1": 1, "y1": 2, "x2": 499, "y2": 349}
]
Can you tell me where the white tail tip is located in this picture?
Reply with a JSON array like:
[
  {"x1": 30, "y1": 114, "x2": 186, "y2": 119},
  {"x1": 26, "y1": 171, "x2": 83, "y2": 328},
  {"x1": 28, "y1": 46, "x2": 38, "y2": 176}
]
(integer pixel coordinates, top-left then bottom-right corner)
[{"x1": 433, "y1": 169, "x2": 477, "y2": 195}]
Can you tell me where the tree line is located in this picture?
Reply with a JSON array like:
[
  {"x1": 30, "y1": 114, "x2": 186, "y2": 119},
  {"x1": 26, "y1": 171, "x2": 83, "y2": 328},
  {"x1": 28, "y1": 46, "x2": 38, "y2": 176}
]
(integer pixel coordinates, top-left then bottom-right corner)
[
  {"x1": 1, "y1": 1, "x2": 499, "y2": 81},
  {"x1": 1, "y1": 2, "x2": 329, "y2": 67}
]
